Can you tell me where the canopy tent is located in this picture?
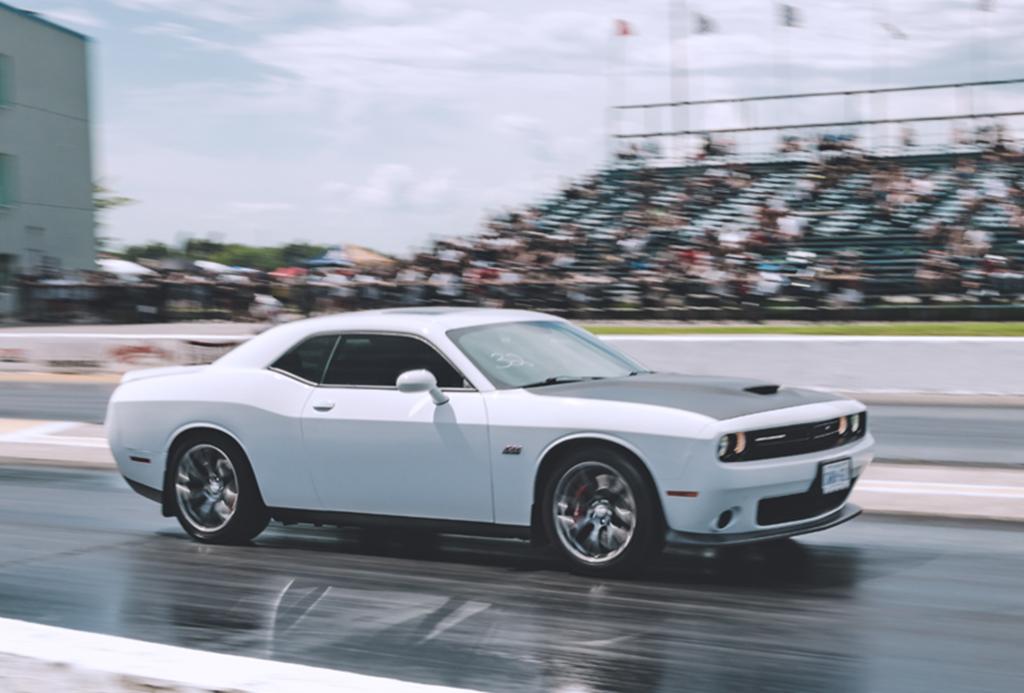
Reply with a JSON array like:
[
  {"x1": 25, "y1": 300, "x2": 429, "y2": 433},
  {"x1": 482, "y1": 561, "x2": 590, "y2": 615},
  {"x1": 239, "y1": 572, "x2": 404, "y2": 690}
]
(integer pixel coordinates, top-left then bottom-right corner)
[
  {"x1": 345, "y1": 245, "x2": 396, "y2": 268},
  {"x1": 193, "y1": 259, "x2": 233, "y2": 274},
  {"x1": 303, "y1": 246, "x2": 354, "y2": 268},
  {"x1": 97, "y1": 258, "x2": 157, "y2": 278},
  {"x1": 270, "y1": 266, "x2": 307, "y2": 280}
]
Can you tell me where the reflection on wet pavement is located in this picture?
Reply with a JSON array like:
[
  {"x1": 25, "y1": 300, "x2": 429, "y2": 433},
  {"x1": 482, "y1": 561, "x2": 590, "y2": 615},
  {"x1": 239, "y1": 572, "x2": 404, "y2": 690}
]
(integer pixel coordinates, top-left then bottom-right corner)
[{"x1": 0, "y1": 466, "x2": 1021, "y2": 692}]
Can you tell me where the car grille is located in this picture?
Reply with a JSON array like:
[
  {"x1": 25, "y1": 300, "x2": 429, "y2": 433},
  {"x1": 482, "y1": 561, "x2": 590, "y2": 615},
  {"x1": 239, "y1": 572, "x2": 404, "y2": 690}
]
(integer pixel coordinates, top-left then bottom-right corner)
[
  {"x1": 757, "y1": 474, "x2": 857, "y2": 526},
  {"x1": 731, "y1": 413, "x2": 867, "y2": 462}
]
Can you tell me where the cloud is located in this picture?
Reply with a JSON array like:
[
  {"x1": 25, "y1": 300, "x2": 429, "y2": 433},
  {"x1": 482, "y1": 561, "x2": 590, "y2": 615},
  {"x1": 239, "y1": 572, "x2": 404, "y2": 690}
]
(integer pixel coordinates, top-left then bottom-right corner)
[
  {"x1": 95, "y1": 0, "x2": 1024, "y2": 256},
  {"x1": 226, "y1": 201, "x2": 294, "y2": 214},
  {"x1": 336, "y1": 0, "x2": 415, "y2": 22},
  {"x1": 111, "y1": 0, "x2": 322, "y2": 24},
  {"x1": 323, "y1": 164, "x2": 454, "y2": 209},
  {"x1": 134, "y1": 22, "x2": 227, "y2": 49},
  {"x1": 408, "y1": 170, "x2": 454, "y2": 206},
  {"x1": 493, "y1": 113, "x2": 542, "y2": 135},
  {"x1": 41, "y1": 7, "x2": 105, "y2": 29}
]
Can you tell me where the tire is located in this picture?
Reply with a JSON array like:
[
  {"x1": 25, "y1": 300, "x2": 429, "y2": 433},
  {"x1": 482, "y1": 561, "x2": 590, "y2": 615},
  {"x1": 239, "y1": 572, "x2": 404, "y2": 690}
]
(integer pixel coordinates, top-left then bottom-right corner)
[
  {"x1": 168, "y1": 431, "x2": 270, "y2": 544},
  {"x1": 542, "y1": 445, "x2": 664, "y2": 577}
]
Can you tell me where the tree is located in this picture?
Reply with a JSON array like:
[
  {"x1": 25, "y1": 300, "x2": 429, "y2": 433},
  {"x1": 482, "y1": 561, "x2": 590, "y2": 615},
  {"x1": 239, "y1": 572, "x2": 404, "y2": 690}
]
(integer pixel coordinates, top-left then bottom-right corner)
[
  {"x1": 93, "y1": 182, "x2": 135, "y2": 253},
  {"x1": 281, "y1": 242, "x2": 330, "y2": 266},
  {"x1": 93, "y1": 182, "x2": 134, "y2": 212},
  {"x1": 184, "y1": 238, "x2": 225, "y2": 259},
  {"x1": 122, "y1": 242, "x2": 179, "y2": 262}
]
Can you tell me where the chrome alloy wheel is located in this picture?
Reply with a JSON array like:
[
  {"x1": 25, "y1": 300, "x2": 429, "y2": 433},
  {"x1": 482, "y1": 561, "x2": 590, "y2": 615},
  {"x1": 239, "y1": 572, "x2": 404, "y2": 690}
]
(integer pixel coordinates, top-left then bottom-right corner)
[
  {"x1": 552, "y1": 461, "x2": 637, "y2": 564},
  {"x1": 175, "y1": 443, "x2": 240, "y2": 532}
]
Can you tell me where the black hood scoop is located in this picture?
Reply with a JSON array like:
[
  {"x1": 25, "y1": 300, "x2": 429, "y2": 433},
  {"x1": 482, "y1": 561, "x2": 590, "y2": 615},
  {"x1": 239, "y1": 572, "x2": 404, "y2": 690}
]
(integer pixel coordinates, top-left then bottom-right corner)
[{"x1": 526, "y1": 373, "x2": 840, "y2": 420}]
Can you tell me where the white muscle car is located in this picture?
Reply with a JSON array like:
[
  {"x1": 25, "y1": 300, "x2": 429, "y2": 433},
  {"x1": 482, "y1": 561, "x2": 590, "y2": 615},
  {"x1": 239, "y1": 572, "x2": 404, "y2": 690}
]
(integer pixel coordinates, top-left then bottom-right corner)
[{"x1": 107, "y1": 308, "x2": 874, "y2": 575}]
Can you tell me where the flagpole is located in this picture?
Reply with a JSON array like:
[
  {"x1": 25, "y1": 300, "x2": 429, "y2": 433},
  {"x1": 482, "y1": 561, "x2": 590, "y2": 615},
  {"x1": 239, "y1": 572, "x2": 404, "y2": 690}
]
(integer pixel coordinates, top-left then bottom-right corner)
[
  {"x1": 607, "y1": 24, "x2": 622, "y2": 162},
  {"x1": 668, "y1": 0, "x2": 675, "y2": 163},
  {"x1": 670, "y1": 1, "x2": 689, "y2": 164},
  {"x1": 873, "y1": 0, "x2": 886, "y2": 153}
]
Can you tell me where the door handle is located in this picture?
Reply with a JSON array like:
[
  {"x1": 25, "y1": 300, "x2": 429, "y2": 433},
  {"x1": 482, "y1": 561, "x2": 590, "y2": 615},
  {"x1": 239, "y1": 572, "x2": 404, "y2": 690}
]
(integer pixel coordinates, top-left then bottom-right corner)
[{"x1": 312, "y1": 401, "x2": 335, "y2": 412}]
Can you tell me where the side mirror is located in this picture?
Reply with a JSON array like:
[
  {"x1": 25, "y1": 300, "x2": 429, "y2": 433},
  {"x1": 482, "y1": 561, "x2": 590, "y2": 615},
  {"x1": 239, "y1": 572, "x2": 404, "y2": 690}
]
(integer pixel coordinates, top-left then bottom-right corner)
[{"x1": 396, "y1": 369, "x2": 449, "y2": 406}]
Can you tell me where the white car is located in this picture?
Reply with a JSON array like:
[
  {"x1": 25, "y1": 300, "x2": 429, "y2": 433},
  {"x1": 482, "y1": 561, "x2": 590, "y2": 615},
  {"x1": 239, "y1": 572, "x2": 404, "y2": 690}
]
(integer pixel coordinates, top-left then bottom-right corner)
[{"x1": 107, "y1": 308, "x2": 874, "y2": 575}]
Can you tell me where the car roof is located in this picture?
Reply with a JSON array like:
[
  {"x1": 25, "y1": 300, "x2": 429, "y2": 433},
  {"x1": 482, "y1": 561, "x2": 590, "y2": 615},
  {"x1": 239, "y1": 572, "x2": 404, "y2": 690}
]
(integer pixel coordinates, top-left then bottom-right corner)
[{"x1": 215, "y1": 307, "x2": 564, "y2": 369}]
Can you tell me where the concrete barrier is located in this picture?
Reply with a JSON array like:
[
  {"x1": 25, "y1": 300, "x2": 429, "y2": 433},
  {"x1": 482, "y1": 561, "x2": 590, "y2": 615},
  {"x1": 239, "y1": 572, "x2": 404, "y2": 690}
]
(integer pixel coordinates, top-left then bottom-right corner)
[
  {"x1": 0, "y1": 330, "x2": 1022, "y2": 395},
  {"x1": 0, "y1": 616, "x2": 478, "y2": 693},
  {"x1": 607, "y1": 335, "x2": 1024, "y2": 395},
  {"x1": 0, "y1": 332, "x2": 244, "y2": 373}
]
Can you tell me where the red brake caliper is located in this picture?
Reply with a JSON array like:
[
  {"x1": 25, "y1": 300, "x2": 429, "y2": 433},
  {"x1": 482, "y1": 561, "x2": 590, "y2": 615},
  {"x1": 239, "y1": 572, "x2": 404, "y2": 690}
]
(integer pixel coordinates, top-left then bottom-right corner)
[{"x1": 572, "y1": 484, "x2": 588, "y2": 521}]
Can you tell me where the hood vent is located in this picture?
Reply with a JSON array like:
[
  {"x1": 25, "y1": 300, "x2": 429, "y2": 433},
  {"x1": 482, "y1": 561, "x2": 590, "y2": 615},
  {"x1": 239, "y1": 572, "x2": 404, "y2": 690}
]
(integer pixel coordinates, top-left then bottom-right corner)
[{"x1": 744, "y1": 384, "x2": 780, "y2": 395}]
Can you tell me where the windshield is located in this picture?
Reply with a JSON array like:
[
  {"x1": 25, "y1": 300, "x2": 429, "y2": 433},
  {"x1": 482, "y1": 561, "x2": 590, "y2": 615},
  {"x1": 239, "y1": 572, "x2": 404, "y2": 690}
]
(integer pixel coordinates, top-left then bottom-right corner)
[{"x1": 447, "y1": 320, "x2": 648, "y2": 390}]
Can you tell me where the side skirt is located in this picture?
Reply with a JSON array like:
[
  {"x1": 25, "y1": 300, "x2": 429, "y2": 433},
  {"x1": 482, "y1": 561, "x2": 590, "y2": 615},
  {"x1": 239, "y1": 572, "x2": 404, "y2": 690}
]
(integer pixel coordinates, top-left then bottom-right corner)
[{"x1": 267, "y1": 507, "x2": 531, "y2": 540}]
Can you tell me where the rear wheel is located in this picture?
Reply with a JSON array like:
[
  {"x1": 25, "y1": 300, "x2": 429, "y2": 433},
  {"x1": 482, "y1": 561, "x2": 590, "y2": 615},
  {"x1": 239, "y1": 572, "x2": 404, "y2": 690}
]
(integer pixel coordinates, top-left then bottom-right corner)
[
  {"x1": 169, "y1": 432, "x2": 269, "y2": 544},
  {"x1": 542, "y1": 445, "x2": 664, "y2": 576}
]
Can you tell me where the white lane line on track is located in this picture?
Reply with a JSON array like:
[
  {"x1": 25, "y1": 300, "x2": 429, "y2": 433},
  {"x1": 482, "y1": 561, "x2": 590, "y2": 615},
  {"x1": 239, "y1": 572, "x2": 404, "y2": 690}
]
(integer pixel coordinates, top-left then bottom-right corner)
[
  {"x1": 0, "y1": 616, "x2": 482, "y2": 693},
  {"x1": 0, "y1": 420, "x2": 82, "y2": 441},
  {"x1": 3, "y1": 422, "x2": 1023, "y2": 502},
  {"x1": 0, "y1": 421, "x2": 110, "y2": 449},
  {"x1": 857, "y1": 481, "x2": 1024, "y2": 499},
  {"x1": 14, "y1": 436, "x2": 110, "y2": 449},
  {"x1": 856, "y1": 487, "x2": 1024, "y2": 497}
]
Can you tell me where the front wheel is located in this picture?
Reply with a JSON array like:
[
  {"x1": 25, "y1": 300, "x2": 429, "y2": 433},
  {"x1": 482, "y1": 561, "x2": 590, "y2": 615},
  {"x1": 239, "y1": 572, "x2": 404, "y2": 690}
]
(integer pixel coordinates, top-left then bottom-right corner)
[
  {"x1": 542, "y1": 446, "x2": 664, "y2": 576},
  {"x1": 169, "y1": 432, "x2": 269, "y2": 544}
]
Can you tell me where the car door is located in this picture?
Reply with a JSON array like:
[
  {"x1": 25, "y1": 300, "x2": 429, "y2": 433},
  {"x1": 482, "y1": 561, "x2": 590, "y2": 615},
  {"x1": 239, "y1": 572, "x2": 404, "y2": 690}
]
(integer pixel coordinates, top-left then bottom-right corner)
[{"x1": 300, "y1": 332, "x2": 493, "y2": 522}]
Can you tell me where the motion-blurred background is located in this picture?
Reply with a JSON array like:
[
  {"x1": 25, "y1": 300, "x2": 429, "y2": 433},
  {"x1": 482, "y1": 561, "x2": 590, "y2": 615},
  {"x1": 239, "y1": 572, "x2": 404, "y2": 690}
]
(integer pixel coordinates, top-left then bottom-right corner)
[
  {"x1": 1, "y1": 5, "x2": 1023, "y2": 692},
  {"x1": 1, "y1": 1, "x2": 1023, "y2": 324}
]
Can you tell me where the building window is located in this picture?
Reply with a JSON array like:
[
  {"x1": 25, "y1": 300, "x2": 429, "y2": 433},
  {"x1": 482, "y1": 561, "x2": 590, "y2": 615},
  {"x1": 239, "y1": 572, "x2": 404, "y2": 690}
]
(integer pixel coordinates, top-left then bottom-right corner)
[
  {"x1": 0, "y1": 154, "x2": 12, "y2": 206},
  {"x1": 0, "y1": 54, "x2": 11, "y2": 106},
  {"x1": 0, "y1": 255, "x2": 11, "y2": 287}
]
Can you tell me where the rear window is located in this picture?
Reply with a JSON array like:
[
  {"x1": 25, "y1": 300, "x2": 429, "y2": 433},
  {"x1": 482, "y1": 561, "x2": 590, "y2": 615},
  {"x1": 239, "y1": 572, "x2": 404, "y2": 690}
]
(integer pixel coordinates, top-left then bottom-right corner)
[{"x1": 270, "y1": 334, "x2": 338, "y2": 383}]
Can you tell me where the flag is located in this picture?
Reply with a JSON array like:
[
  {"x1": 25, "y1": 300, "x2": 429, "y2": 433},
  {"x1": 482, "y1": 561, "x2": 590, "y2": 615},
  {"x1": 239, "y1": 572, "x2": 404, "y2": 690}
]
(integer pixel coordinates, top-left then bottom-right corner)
[
  {"x1": 694, "y1": 13, "x2": 716, "y2": 34},
  {"x1": 779, "y1": 3, "x2": 801, "y2": 27},
  {"x1": 613, "y1": 19, "x2": 633, "y2": 37},
  {"x1": 880, "y1": 22, "x2": 908, "y2": 39}
]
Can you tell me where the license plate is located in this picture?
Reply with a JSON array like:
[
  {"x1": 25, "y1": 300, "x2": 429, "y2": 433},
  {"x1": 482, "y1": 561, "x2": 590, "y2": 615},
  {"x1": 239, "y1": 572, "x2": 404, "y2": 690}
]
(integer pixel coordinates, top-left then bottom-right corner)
[{"x1": 821, "y1": 459, "x2": 852, "y2": 495}]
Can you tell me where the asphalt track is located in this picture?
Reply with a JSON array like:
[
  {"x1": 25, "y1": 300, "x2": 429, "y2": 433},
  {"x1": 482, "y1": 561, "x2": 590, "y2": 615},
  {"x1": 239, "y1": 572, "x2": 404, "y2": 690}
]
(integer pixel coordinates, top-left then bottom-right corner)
[
  {"x1": 0, "y1": 464, "x2": 1021, "y2": 692},
  {"x1": 0, "y1": 381, "x2": 1020, "y2": 466}
]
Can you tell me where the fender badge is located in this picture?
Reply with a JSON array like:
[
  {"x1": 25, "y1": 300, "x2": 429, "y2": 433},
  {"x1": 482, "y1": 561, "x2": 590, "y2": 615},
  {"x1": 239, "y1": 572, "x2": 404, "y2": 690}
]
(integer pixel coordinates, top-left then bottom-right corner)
[{"x1": 502, "y1": 445, "x2": 523, "y2": 456}]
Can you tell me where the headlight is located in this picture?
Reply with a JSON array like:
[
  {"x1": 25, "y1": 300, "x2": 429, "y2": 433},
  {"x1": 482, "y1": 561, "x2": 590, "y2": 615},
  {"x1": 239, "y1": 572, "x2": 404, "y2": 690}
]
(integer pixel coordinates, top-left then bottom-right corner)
[
  {"x1": 717, "y1": 435, "x2": 731, "y2": 459},
  {"x1": 837, "y1": 415, "x2": 849, "y2": 436},
  {"x1": 850, "y1": 412, "x2": 862, "y2": 433},
  {"x1": 717, "y1": 432, "x2": 747, "y2": 460}
]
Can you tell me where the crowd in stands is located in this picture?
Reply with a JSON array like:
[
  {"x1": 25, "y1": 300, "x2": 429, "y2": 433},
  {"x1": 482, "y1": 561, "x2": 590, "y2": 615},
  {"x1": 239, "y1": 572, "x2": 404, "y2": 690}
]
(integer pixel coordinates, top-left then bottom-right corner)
[
  {"x1": 9, "y1": 127, "x2": 1024, "y2": 323},
  {"x1": 379, "y1": 130, "x2": 1024, "y2": 314}
]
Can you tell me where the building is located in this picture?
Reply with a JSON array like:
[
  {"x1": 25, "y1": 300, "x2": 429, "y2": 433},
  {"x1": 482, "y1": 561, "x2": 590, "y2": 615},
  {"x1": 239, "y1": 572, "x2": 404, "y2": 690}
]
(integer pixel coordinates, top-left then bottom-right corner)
[{"x1": 0, "y1": 2, "x2": 94, "y2": 311}]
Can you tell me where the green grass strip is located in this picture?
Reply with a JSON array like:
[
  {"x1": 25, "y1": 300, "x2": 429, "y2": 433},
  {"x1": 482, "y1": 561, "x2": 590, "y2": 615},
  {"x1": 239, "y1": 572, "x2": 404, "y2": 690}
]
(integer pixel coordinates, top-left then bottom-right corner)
[{"x1": 585, "y1": 322, "x2": 1024, "y2": 337}]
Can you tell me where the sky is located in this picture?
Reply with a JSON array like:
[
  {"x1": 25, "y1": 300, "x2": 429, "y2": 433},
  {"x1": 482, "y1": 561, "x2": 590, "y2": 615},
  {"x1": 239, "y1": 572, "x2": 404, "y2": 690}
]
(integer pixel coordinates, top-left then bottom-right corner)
[{"x1": 19, "y1": 0, "x2": 1024, "y2": 256}]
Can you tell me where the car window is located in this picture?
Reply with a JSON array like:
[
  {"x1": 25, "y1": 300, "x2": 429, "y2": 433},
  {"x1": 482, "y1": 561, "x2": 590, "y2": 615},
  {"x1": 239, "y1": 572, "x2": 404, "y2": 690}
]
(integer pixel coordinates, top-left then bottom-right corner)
[
  {"x1": 270, "y1": 334, "x2": 338, "y2": 383},
  {"x1": 322, "y1": 334, "x2": 466, "y2": 389}
]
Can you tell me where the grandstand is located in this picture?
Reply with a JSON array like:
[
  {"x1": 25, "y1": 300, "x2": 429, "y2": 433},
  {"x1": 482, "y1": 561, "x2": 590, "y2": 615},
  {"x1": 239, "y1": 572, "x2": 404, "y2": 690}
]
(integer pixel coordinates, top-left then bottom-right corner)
[
  {"x1": 400, "y1": 80, "x2": 1024, "y2": 319},
  {"x1": 523, "y1": 151, "x2": 1024, "y2": 298},
  {"x1": 16, "y1": 83, "x2": 1024, "y2": 323}
]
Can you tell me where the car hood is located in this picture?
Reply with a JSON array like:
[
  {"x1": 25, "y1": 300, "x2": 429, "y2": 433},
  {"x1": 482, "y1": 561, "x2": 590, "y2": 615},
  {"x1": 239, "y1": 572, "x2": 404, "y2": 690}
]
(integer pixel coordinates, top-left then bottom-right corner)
[{"x1": 524, "y1": 373, "x2": 842, "y2": 421}]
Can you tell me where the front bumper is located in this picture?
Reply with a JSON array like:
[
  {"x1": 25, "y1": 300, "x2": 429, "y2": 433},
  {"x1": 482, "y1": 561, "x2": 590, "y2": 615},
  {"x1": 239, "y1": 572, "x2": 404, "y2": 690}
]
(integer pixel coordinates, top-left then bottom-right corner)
[
  {"x1": 667, "y1": 502, "x2": 861, "y2": 546},
  {"x1": 660, "y1": 434, "x2": 874, "y2": 537}
]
